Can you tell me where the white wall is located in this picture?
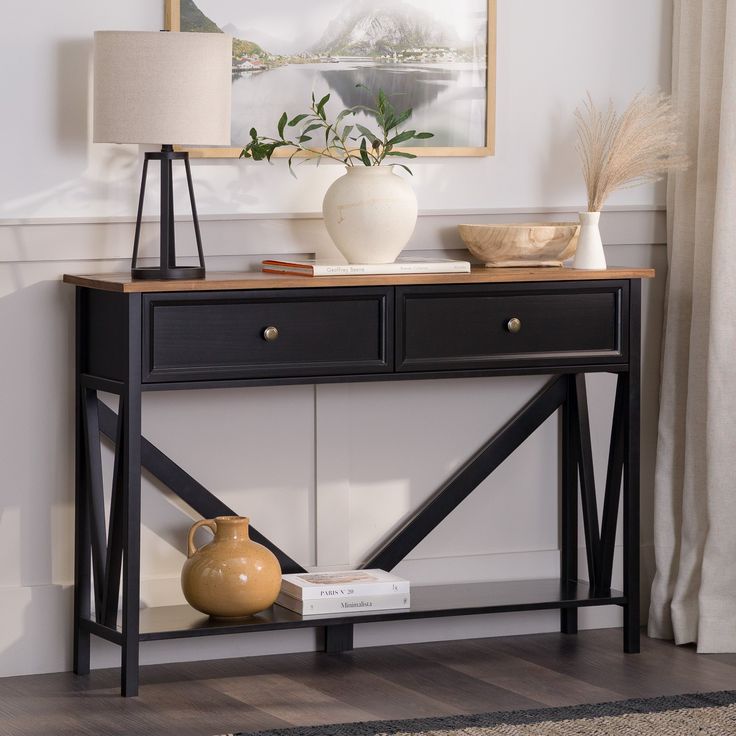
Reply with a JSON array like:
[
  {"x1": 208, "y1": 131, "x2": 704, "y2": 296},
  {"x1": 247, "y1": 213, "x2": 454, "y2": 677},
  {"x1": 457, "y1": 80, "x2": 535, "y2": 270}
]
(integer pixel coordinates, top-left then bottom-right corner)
[{"x1": 0, "y1": 0, "x2": 670, "y2": 677}]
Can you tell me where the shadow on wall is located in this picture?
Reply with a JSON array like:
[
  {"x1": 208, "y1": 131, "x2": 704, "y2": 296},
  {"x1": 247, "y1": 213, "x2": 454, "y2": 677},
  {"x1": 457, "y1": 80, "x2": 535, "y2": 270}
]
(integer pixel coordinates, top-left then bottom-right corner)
[
  {"x1": 1, "y1": 36, "x2": 140, "y2": 221},
  {"x1": 0, "y1": 276, "x2": 78, "y2": 675},
  {"x1": 0, "y1": 279, "x2": 77, "y2": 675},
  {"x1": 538, "y1": 107, "x2": 580, "y2": 207},
  {"x1": 0, "y1": 280, "x2": 76, "y2": 591},
  {"x1": 94, "y1": 412, "x2": 204, "y2": 574},
  {"x1": 4, "y1": 234, "x2": 28, "y2": 293},
  {"x1": 2, "y1": 40, "x2": 99, "y2": 210},
  {"x1": 0, "y1": 585, "x2": 73, "y2": 678},
  {"x1": 57, "y1": 39, "x2": 90, "y2": 157},
  {"x1": 4, "y1": 36, "x2": 264, "y2": 225}
]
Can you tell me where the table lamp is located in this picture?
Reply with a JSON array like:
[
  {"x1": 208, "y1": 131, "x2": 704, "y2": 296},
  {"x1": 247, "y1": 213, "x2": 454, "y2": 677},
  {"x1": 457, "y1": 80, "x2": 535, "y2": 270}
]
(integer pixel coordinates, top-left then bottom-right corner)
[{"x1": 93, "y1": 31, "x2": 232, "y2": 280}]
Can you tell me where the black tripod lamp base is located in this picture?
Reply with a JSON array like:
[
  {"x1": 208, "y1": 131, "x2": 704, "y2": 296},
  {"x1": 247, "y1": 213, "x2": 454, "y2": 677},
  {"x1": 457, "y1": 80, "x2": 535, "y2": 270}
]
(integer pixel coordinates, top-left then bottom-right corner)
[
  {"x1": 132, "y1": 145, "x2": 207, "y2": 281},
  {"x1": 131, "y1": 265, "x2": 206, "y2": 281}
]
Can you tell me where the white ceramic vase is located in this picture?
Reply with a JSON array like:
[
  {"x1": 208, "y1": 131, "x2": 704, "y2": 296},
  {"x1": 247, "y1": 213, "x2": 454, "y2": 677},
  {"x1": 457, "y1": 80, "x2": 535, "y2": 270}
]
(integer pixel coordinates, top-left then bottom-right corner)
[
  {"x1": 573, "y1": 211, "x2": 607, "y2": 270},
  {"x1": 322, "y1": 166, "x2": 418, "y2": 264}
]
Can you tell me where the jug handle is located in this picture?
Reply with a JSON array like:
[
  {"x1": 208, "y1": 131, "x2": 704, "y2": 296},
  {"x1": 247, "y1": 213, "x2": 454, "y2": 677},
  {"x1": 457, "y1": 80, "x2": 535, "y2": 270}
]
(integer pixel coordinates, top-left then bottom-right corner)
[{"x1": 187, "y1": 519, "x2": 217, "y2": 558}]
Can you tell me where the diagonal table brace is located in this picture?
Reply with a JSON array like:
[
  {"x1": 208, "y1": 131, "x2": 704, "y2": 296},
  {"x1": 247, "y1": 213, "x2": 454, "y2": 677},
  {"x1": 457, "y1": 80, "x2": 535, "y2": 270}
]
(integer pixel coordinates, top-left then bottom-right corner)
[
  {"x1": 364, "y1": 376, "x2": 569, "y2": 572},
  {"x1": 96, "y1": 401, "x2": 306, "y2": 575}
]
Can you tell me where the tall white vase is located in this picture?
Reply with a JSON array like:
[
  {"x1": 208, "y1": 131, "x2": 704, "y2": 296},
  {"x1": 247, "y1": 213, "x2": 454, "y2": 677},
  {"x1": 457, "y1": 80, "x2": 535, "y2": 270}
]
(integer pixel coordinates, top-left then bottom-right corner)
[
  {"x1": 573, "y1": 211, "x2": 607, "y2": 270},
  {"x1": 322, "y1": 166, "x2": 418, "y2": 264}
]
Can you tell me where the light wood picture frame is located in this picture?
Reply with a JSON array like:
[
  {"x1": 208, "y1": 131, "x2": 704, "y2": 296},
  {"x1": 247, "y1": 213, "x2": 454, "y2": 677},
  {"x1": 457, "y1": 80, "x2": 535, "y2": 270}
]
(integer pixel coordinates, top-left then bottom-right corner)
[{"x1": 165, "y1": 0, "x2": 496, "y2": 159}]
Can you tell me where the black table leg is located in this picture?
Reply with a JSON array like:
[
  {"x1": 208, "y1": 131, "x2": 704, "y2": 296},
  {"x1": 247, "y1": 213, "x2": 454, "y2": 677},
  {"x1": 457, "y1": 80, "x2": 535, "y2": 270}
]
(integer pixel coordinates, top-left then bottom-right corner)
[
  {"x1": 560, "y1": 375, "x2": 578, "y2": 635},
  {"x1": 623, "y1": 281, "x2": 641, "y2": 653},
  {"x1": 121, "y1": 294, "x2": 143, "y2": 696},
  {"x1": 73, "y1": 290, "x2": 91, "y2": 675},
  {"x1": 325, "y1": 624, "x2": 354, "y2": 653}
]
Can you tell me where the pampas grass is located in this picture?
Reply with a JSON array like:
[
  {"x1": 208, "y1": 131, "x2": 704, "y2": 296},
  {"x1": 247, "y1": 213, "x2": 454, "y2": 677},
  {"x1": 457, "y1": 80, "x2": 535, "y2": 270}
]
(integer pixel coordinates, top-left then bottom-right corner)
[{"x1": 576, "y1": 92, "x2": 688, "y2": 212}]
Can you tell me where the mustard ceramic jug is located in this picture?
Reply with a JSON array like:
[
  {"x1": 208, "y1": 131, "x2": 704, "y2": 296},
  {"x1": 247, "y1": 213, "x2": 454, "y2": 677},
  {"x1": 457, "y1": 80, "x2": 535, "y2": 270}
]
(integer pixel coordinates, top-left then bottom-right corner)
[{"x1": 181, "y1": 516, "x2": 281, "y2": 618}]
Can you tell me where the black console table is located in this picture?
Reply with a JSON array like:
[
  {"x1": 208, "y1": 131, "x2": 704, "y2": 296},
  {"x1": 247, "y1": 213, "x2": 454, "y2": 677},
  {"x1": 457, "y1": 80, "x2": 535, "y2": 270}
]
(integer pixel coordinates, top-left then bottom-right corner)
[{"x1": 64, "y1": 267, "x2": 653, "y2": 696}]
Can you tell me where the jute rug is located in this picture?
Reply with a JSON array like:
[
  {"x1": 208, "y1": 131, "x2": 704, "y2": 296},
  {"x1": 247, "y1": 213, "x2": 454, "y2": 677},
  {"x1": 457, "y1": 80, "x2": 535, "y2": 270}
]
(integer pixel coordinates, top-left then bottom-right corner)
[{"x1": 222, "y1": 690, "x2": 736, "y2": 735}]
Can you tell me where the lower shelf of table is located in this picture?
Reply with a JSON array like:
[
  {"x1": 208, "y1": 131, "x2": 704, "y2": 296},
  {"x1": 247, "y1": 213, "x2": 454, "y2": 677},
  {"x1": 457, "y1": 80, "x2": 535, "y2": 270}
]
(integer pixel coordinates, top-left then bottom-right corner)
[{"x1": 83, "y1": 579, "x2": 625, "y2": 644}]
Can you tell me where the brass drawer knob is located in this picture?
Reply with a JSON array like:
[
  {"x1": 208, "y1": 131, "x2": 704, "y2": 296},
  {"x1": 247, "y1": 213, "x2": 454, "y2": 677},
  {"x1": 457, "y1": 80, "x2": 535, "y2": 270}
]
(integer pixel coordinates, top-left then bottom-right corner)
[
  {"x1": 263, "y1": 326, "x2": 279, "y2": 342},
  {"x1": 506, "y1": 317, "x2": 522, "y2": 334}
]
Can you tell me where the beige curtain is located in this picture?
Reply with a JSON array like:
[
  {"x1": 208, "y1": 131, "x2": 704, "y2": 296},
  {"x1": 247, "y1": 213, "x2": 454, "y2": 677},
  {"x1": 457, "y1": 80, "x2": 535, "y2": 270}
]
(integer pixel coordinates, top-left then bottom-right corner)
[{"x1": 648, "y1": 0, "x2": 736, "y2": 652}]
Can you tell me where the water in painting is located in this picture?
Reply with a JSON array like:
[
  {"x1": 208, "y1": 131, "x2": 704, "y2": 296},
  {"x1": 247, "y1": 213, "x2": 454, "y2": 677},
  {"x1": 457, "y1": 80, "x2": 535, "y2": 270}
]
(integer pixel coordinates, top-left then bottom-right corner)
[{"x1": 180, "y1": 0, "x2": 490, "y2": 149}]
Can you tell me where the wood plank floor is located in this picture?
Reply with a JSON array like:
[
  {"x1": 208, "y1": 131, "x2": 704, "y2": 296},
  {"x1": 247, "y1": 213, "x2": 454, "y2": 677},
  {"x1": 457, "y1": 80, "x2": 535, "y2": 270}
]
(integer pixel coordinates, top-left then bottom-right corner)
[{"x1": 2, "y1": 629, "x2": 736, "y2": 736}]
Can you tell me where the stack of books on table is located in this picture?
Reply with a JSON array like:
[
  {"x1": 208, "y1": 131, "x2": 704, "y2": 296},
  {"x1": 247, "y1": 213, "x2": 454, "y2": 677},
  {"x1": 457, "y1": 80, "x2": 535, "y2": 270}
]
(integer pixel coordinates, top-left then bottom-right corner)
[
  {"x1": 262, "y1": 257, "x2": 470, "y2": 277},
  {"x1": 276, "y1": 569, "x2": 411, "y2": 616}
]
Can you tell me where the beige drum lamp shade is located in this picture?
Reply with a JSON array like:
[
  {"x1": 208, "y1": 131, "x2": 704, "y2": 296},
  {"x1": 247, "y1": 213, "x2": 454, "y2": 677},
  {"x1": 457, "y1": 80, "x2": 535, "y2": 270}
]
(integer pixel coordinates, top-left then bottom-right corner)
[
  {"x1": 92, "y1": 30, "x2": 231, "y2": 281},
  {"x1": 93, "y1": 31, "x2": 232, "y2": 146}
]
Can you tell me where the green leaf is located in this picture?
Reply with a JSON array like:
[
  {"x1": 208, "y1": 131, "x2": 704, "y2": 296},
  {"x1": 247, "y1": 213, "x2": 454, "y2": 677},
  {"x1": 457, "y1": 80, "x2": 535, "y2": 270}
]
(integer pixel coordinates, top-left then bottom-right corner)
[
  {"x1": 413, "y1": 132, "x2": 434, "y2": 139},
  {"x1": 349, "y1": 104, "x2": 379, "y2": 116},
  {"x1": 395, "y1": 164, "x2": 414, "y2": 176},
  {"x1": 342, "y1": 124, "x2": 354, "y2": 140},
  {"x1": 359, "y1": 138, "x2": 372, "y2": 167},
  {"x1": 387, "y1": 130, "x2": 417, "y2": 146},
  {"x1": 250, "y1": 145, "x2": 268, "y2": 162},
  {"x1": 261, "y1": 141, "x2": 286, "y2": 162},
  {"x1": 277, "y1": 112, "x2": 288, "y2": 139},
  {"x1": 377, "y1": 89, "x2": 388, "y2": 115},
  {"x1": 386, "y1": 151, "x2": 418, "y2": 159},
  {"x1": 250, "y1": 127, "x2": 258, "y2": 140},
  {"x1": 288, "y1": 150, "x2": 299, "y2": 178},
  {"x1": 390, "y1": 109, "x2": 412, "y2": 129},
  {"x1": 298, "y1": 135, "x2": 313, "y2": 143},
  {"x1": 377, "y1": 89, "x2": 396, "y2": 130},
  {"x1": 303, "y1": 123, "x2": 323, "y2": 134},
  {"x1": 288, "y1": 113, "x2": 309, "y2": 127},
  {"x1": 316, "y1": 93, "x2": 331, "y2": 119},
  {"x1": 335, "y1": 108, "x2": 354, "y2": 125},
  {"x1": 356, "y1": 124, "x2": 379, "y2": 144},
  {"x1": 383, "y1": 107, "x2": 398, "y2": 131}
]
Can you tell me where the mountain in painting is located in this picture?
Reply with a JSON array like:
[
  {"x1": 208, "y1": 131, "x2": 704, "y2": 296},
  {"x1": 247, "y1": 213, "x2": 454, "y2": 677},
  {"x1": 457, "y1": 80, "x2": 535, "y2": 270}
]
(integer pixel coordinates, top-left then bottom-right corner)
[
  {"x1": 180, "y1": 0, "x2": 221, "y2": 34},
  {"x1": 182, "y1": 1, "x2": 269, "y2": 56},
  {"x1": 222, "y1": 23, "x2": 299, "y2": 56},
  {"x1": 313, "y1": 1, "x2": 460, "y2": 56},
  {"x1": 221, "y1": 22, "x2": 247, "y2": 39}
]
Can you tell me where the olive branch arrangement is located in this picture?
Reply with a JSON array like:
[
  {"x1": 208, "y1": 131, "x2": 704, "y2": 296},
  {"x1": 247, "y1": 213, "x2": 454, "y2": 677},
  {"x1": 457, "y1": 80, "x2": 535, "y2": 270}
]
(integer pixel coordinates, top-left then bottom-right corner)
[{"x1": 240, "y1": 86, "x2": 434, "y2": 175}]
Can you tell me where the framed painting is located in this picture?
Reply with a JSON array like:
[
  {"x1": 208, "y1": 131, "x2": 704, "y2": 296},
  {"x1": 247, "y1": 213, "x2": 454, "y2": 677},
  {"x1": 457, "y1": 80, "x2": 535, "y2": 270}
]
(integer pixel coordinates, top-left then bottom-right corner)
[{"x1": 165, "y1": 0, "x2": 496, "y2": 158}]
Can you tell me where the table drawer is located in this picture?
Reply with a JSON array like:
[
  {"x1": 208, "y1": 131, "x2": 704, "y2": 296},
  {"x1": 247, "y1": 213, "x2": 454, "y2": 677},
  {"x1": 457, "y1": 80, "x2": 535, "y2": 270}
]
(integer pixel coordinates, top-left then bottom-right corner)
[
  {"x1": 143, "y1": 288, "x2": 393, "y2": 383},
  {"x1": 397, "y1": 282, "x2": 627, "y2": 371}
]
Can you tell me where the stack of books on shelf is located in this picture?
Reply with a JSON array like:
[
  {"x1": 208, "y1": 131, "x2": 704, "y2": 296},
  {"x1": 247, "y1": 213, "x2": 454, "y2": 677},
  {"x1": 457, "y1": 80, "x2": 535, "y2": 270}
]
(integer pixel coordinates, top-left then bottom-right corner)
[{"x1": 276, "y1": 569, "x2": 411, "y2": 616}]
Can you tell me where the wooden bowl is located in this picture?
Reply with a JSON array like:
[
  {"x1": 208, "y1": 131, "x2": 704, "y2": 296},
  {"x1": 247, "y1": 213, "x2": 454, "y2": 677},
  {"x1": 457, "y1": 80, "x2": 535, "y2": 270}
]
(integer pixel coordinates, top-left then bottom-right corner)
[{"x1": 458, "y1": 222, "x2": 580, "y2": 267}]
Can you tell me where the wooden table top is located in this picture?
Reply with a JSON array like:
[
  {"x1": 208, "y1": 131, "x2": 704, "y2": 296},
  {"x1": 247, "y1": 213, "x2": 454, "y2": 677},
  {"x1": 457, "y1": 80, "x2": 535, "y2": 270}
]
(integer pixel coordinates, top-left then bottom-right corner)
[{"x1": 63, "y1": 267, "x2": 656, "y2": 293}]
